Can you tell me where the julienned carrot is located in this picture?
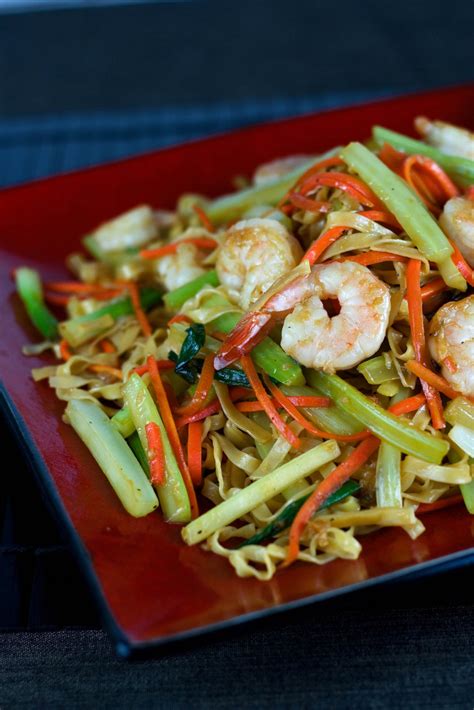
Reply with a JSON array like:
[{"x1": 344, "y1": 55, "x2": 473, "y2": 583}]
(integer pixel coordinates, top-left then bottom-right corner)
[
  {"x1": 406, "y1": 259, "x2": 445, "y2": 429},
  {"x1": 284, "y1": 436, "x2": 380, "y2": 566},
  {"x1": 450, "y1": 240, "x2": 474, "y2": 287},
  {"x1": 378, "y1": 142, "x2": 406, "y2": 174},
  {"x1": 299, "y1": 172, "x2": 385, "y2": 210},
  {"x1": 240, "y1": 355, "x2": 301, "y2": 449},
  {"x1": 88, "y1": 364, "x2": 123, "y2": 380},
  {"x1": 387, "y1": 393, "x2": 426, "y2": 416},
  {"x1": 59, "y1": 339, "x2": 72, "y2": 361},
  {"x1": 140, "y1": 238, "x2": 218, "y2": 260},
  {"x1": 130, "y1": 359, "x2": 175, "y2": 377},
  {"x1": 167, "y1": 314, "x2": 193, "y2": 326},
  {"x1": 419, "y1": 277, "x2": 449, "y2": 303},
  {"x1": 302, "y1": 226, "x2": 346, "y2": 265},
  {"x1": 100, "y1": 338, "x2": 116, "y2": 353},
  {"x1": 265, "y1": 377, "x2": 370, "y2": 442},
  {"x1": 187, "y1": 421, "x2": 203, "y2": 486},
  {"x1": 278, "y1": 156, "x2": 344, "y2": 207},
  {"x1": 404, "y1": 155, "x2": 460, "y2": 202},
  {"x1": 358, "y1": 210, "x2": 401, "y2": 230},
  {"x1": 176, "y1": 354, "x2": 215, "y2": 417},
  {"x1": 145, "y1": 421, "x2": 166, "y2": 486},
  {"x1": 45, "y1": 281, "x2": 121, "y2": 294},
  {"x1": 126, "y1": 282, "x2": 152, "y2": 337},
  {"x1": 338, "y1": 251, "x2": 408, "y2": 267},
  {"x1": 417, "y1": 495, "x2": 464, "y2": 514},
  {"x1": 44, "y1": 293, "x2": 71, "y2": 307},
  {"x1": 287, "y1": 193, "x2": 331, "y2": 214},
  {"x1": 146, "y1": 355, "x2": 199, "y2": 518},
  {"x1": 406, "y1": 360, "x2": 461, "y2": 400},
  {"x1": 192, "y1": 204, "x2": 215, "y2": 232}
]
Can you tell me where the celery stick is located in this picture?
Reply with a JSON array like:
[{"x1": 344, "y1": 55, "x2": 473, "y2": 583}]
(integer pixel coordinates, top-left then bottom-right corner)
[
  {"x1": 164, "y1": 271, "x2": 220, "y2": 310},
  {"x1": 376, "y1": 442, "x2": 402, "y2": 507},
  {"x1": 307, "y1": 370, "x2": 449, "y2": 464},
  {"x1": 128, "y1": 431, "x2": 150, "y2": 474},
  {"x1": 15, "y1": 267, "x2": 58, "y2": 340},
  {"x1": 182, "y1": 440, "x2": 340, "y2": 545},
  {"x1": 448, "y1": 424, "x2": 474, "y2": 458},
  {"x1": 445, "y1": 397, "x2": 474, "y2": 429},
  {"x1": 66, "y1": 399, "x2": 158, "y2": 517},
  {"x1": 357, "y1": 355, "x2": 398, "y2": 385},
  {"x1": 111, "y1": 406, "x2": 135, "y2": 438},
  {"x1": 281, "y1": 384, "x2": 365, "y2": 435},
  {"x1": 123, "y1": 374, "x2": 191, "y2": 523},
  {"x1": 438, "y1": 256, "x2": 467, "y2": 292},
  {"x1": 59, "y1": 287, "x2": 161, "y2": 346},
  {"x1": 373, "y1": 126, "x2": 474, "y2": 186},
  {"x1": 206, "y1": 149, "x2": 341, "y2": 225},
  {"x1": 461, "y1": 478, "x2": 474, "y2": 514},
  {"x1": 340, "y1": 143, "x2": 465, "y2": 289}
]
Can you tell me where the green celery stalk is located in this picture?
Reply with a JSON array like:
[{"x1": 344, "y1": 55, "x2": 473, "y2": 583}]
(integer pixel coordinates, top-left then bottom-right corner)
[
  {"x1": 357, "y1": 355, "x2": 398, "y2": 385},
  {"x1": 239, "y1": 479, "x2": 360, "y2": 547},
  {"x1": 59, "y1": 287, "x2": 162, "y2": 346},
  {"x1": 307, "y1": 370, "x2": 449, "y2": 464},
  {"x1": 182, "y1": 440, "x2": 340, "y2": 545},
  {"x1": 461, "y1": 479, "x2": 474, "y2": 514},
  {"x1": 375, "y1": 442, "x2": 402, "y2": 508},
  {"x1": 15, "y1": 267, "x2": 58, "y2": 340},
  {"x1": 127, "y1": 431, "x2": 150, "y2": 474},
  {"x1": 444, "y1": 397, "x2": 474, "y2": 429},
  {"x1": 280, "y1": 384, "x2": 365, "y2": 435},
  {"x1": 66, "y1": 399, "x2": 158, "y2": 517},
  {"x1": 206, "y1": 149, "x2": 341, "y2": 225},
  {"x1": 340, "y1": 142, "x2": 466, "y2": 290},
  {"x1": 372, "y1": 126, "x2": 474, "y2": 186},
  {"x1": 163, "y1": 271, "x2": 220, "y2": 310},
  {"x1": 112, "y1": 406, "x2": 136, "y2": 438},
  {"x1": 123, "y1": 374, "x2": 191, "y2": 523}
]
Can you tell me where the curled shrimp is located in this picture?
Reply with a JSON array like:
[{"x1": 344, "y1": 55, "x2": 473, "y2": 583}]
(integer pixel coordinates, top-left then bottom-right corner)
[
  {"x1": 215, "y1": 261, "x2": 391, "y2": 372},
  {"x1": 415, "y1": 117, "x2": 474, "y2": 160},
  {"x1": 216, "y1": 218, "x2": 303, "y2": 310},
  {"x1": 439, "y1": 196, "x2": 474, "y2": 267},
  {"x1": 252, "y1": 155, "x2": 314, "y2": 185},
  {"x1": 153, "y1": 231, "x2": 209, "y2": 290},
  {"x1": 428, "y1": 295, "x2": 474, "y2": 398}
]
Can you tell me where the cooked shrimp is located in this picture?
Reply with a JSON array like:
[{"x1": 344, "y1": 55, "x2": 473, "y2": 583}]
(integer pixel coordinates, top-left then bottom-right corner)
[
  {"x1": 253, "y1": 155, "x2": 314, "y2": 185},
  {"x1": 415, "y1": 117, "x2": 474, "y2": 160},
  {"x1": 153, "y1": 231, "x2": 208, "y2": 291},
  {"x1": 439, "y1": 196, "x2": 474, "y2": 267},
  {"x1": 281, "y1": 261, "x2": 391, "y2": 371},
  {"x1": 428, "y1": 296, "x2": 474, "y2": 398},
  {"x1": 216, "y1": 218, "x2": 303, "y2": 310}
]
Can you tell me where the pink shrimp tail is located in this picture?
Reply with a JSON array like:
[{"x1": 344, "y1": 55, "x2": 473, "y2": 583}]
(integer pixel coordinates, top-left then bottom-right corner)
[{"x1": 214, "y1": 311, "x2": 274, "y2": 370}]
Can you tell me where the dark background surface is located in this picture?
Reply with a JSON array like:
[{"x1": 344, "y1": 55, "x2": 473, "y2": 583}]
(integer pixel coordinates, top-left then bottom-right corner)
[{"x1": 1, "y1": 0, "x2": 474, "y2": 707}]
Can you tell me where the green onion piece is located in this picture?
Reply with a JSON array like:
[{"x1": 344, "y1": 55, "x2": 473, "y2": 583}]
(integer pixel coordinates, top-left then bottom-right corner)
[
  {"x1": 206, "y1": 149, "x2": 341, "y2": 225},
  {"x1": 340, "y1": 142, "x2": 465, "y2": 290},
  {"x1": 59, "y1": 287, "x2": 162, "y2": 346},
  {"x1": 15, "y1": 267, "x2": 58, "y2": 340},
  {"x1": 445, "y1": 397, "x2": 474, "y2": 429},
  {"x1": 163, "y1": 271, "x2": 220, "y2": 310},
  {"x1": 239, "y1": 479, "x2": 359, "y2": 547},
  {"x1": 111, "y1": 406, "x2": 135, "y2": 438},
  {"x1": 66, "y1": 399, "x2": 158, "y2": 517},
  {"x1": 307, "y1": 370, "x2": 449, "y2": 464},
  {"x1": 357, "y1": 355, "x2": 398, "y2": 385},
  {"x1": 461, "y1": 478, "x2": 474, "y2": 514},
  {"x1": 372, "y1": 126, "x2": 474, "y2": 186},
  {"x1": 375, "y1": 442, "x2": 402, "y2": 508},
  {"x1": 123, "y1": 373, "x2": 191, "y2": 523},
  {"x1": 182, "y1": 440, "x2": 340, "y2": 545}
]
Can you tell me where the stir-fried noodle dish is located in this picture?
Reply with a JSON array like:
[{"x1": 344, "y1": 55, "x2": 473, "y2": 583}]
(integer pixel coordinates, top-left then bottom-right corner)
[{"x1": 15, "y1": 117, "x2": 474, "y2": 580}]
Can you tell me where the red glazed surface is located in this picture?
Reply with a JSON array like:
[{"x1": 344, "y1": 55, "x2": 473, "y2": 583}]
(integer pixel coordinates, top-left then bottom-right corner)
[{"x1": 1, "y1": 85, "x2": 474, "y2": 650}]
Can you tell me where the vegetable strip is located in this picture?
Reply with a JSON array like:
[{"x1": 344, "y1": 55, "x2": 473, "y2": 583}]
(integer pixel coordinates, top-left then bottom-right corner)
[
  {"x1": 187, "y1": 421, "x2": 203, "y2": 486},
  {"x1": 145, "y1": 421, "x2": 166, "y2": 485},
  {"x1": 406, "y1": 360, "x2": 462, "y2": 400},
  {"x1": 302, "y1": 227, "x2": 346, "y2": 265},
  {"x1": 140, "y1": 238, "x2": 218, "y2": 260},
  {"x1": 176, "y1": 354, "x2": 215, "y2": 417}
]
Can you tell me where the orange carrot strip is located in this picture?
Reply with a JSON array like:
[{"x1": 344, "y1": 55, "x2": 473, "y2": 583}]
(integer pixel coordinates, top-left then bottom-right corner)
[
  {"x1": 187, "y1": 421, "x2": 203, "y2": 486},
  {"x1": 466, "y1": 186, "x2": 474, "y2": 200},
  {"x1": 278, "y1": 156, "x2": 344, "y2": 208},
  {"x1": 299, "y1": 172, "x2": 385, "y2": 210},
  {"x1": 417, "y1": 495, "x2": 463, "y2": 514},
  {"x1": 130, "y1": 359, "x2": 175, "y2": 377},
  {"x1": 419, "y1": 277, "x2": 449, "y2": 302},
  {"x1": 45, "y1": 281, "x2": 121, "y2": 294},
  {"x1": 338, "y1": 251, "x2": 408, "y2": 267},
  {"x1": 99, "y1": 338, "x2": 116, "y2": 353},
  {"x1": 88, "y1": 364, "x2": 123, "y2": 380},
  {"x1": 406, "y1": 360, "x2": 461, "y2": 400},
  {"x1": 287, "y1": 193, "x2": 331, "y2": 214},
  {"x1": 265, "y1": 377, "x2": 371, "y2": 442},
  {"x1": 284, "y1": 436, "x2": 380, "y2": 566},
  {"x1": 449, "y1": 240, "x2": 474, "y2": 287},
  {"x1": 146, "y1": 355, "x2": 199, "y2": 518},
  {"x1": 387, "y1": 393, "x2": 426, "y2": 416},
  {"x1": 176, "y1": 354, "x2": 215, "y2": 417},
  {"x1": 145, "y1": 421, "x2": 166, "y2": 486},
  {"x1": 44, "y1": 292, "x2": 70, "y2": 306},
  {"x1": 358, "y1": 209, "x2": 401, "y2": 231},
  {"x1": 59, "y1": 339, "x2": 72, "y2": 361},
  {"x1": 302, "y1": 226, "x2": 346, "y2": 266},
  {"x1": 167, "y1": 314, "x2": 193, "y2": 326},
  {"x1": 126, "y1": 282, "x2": 152, "y2": 337},
  {"x1": 240, "y1": 356, "x2": 301, "y2": 449},
  {"x1": 176, "y1": 401, "x2": 222, "y2": 428},
  {"x1": 406, "y1": 259, "x2": 445, "y2": 429},
  {"x1": 140, "y1": 238, "x2": 218, "y2": 260},
  {"x1": 192, "y1": 204, "x2": 215, "y2": 232},
  {"x1": 378, "y1": 143, "x2": 406, "y2": 174}
]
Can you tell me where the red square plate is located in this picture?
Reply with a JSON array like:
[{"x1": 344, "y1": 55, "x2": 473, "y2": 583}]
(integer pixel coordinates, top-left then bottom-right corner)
[{"x1": 1, "y1": 85, "x2": 474, "y2": 657}]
